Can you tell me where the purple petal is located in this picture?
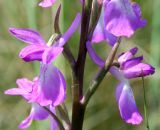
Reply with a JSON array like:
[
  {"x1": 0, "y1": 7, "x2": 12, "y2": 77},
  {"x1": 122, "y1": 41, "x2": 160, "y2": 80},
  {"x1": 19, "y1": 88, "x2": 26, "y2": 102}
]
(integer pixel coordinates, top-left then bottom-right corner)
[
  {"x1": 4, "y1": 88, "x2": 28, "y2": 95},
  {"x1": 104, "y1": 0, "x2": 146, "y2": 37},
  {"x1": 4, "y1": 78, "x2": 34, "y2": 100},
  {"x1": 39, "y1": 0, "x2": 56, "y2": 8},
  {"x1": 19, "y1": 44, "x2": 46, "y2": 62},
  {"x1": 118, "y1": 47, "x2": 138, "y2": 64},
  {"x1": 54, "y1": 13, "x2": 81, "y2": 47},
  {"x1": 116, "y1": 82, "x2": 143, "y2": 125},
  {"x1": 92, "y1": 8, "x2": 117, "y2": 46},
  {"x1": 9, "y1": 28, "x2": 45, "y2": 44},
  {"x1": 32, "y1": 103, "x2": 49, "y2": 120},
  {"x1": 34, "y1": 63, "x2": 66, "y2": 106},
  {"x1": 121, "y1": 56, "x2": 143, "y2": 69},
  {"x1": 86, "y1": 41, "x2": 105, "y2": 67},
  {"x1": 42, "y1": 47, "x2": 63, "y2": 64},
  {"x1": 123, "y1": 63, "x2": 155, "y2": 78}
]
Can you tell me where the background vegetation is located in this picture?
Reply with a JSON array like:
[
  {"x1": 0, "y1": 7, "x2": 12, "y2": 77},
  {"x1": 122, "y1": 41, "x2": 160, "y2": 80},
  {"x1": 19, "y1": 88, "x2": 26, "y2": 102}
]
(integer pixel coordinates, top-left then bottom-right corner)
[{"x1": 0, "y1": 0, "x2": 160, "y2": 130}]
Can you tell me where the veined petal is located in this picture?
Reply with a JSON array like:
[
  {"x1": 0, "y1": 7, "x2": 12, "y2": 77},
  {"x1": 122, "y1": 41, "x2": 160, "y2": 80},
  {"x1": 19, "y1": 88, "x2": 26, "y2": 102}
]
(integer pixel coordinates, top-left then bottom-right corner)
[
  {"x1": 104, "y1": 0, "x2": 146, "y2": 37},
  {"x1": 35, "y1": 63, "x2": 66, "y2": 106},
  {"x1": 19, "y1": 44, "x2": 46, "y2": 62},
  {"x1": 123, "y1": 63, "x2": 155, "y2": 78},
  {"x1": 9, "y1": 28, "x2": 45, "y2": 45},
  {"x1": 116, "y1": 82, "x2": 143, "y2": 125},
  {"x1": 39, "y1": 0, "x2": 56, "y2": 8},
  {"x1": 54, "y1": 13, "x2": 81, "y2": 47},
  {"x1": 42, "y1": 47, "x2": 63, "y2": 64}
]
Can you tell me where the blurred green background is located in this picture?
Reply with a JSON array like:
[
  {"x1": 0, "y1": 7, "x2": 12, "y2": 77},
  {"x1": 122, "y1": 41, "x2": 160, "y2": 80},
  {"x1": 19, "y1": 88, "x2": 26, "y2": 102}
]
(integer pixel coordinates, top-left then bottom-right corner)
[{"x1": 0, "y1": 0, "x2": 160, "y2": 130}]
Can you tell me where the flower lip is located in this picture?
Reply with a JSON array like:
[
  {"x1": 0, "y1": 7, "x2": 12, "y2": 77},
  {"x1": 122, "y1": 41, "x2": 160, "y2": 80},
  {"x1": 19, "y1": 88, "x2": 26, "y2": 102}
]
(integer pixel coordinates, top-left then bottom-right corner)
[{"x1": 116, "y1": 82, "x2": 143, "y2": 125}]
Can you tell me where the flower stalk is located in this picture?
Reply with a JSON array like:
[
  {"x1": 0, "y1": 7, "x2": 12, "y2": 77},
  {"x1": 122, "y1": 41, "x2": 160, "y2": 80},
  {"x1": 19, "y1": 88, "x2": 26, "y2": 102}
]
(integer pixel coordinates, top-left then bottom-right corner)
[{"x1": 82, "y1": 38, "x2": 121, "y2": 106}]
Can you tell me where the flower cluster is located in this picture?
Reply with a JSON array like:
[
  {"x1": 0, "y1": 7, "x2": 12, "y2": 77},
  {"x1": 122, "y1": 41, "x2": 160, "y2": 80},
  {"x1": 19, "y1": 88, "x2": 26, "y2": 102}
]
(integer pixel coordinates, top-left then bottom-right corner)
[
  {"x1": 5, "y1": 12, "x2": 81, "y2": 129},
  {"x1": 5, "y1": 0, "x2": 155, "y2": 129}
]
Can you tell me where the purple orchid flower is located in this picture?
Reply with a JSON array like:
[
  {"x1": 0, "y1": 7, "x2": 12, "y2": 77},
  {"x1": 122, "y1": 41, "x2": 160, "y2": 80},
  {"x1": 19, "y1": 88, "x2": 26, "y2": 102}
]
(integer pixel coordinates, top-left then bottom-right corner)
[
  {"x1": 9, "y1": 13, "x2": 81, "y2": 64},
  {"x1": 30, "y1": 63, "x2": 67, "y2": 106},
  {"x1": 92, "y1": 0, "x2": 146, "y2": 46},
  {"x1": 87, "y1": 42, "x2": 155, "y2": 78},
  {"x1": 39, "y1": 0, "x2": 56, "y2": 8},
  {"x1": 104, "y1": 0, "x2": 146, "y2": 37},
  {"x1": 86, "y1": 41, "x2": 154, "y2": 125},
  {"x1": 5, "y1": 63, "x2": 66, "y2": 106},
  {"x1": 4, "y1": 78, "x2": 58, "y2": 129},
  {"x1": 118, "y1": 47, "x2": 155, "y2": 78}
]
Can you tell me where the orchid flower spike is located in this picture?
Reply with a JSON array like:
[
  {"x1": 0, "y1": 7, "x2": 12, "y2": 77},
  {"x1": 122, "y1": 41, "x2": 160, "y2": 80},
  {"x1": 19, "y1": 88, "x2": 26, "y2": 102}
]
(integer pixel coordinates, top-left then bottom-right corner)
[{"x1": 9, "y1": 13, "x2": 81, "y2": 64}]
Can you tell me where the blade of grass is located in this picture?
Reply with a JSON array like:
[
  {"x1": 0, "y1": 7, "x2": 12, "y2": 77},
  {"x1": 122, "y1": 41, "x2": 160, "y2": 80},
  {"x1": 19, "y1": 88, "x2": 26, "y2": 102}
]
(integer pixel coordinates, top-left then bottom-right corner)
[{"x1": 149, "y1": 0, "x2": 160, "y2": 107}]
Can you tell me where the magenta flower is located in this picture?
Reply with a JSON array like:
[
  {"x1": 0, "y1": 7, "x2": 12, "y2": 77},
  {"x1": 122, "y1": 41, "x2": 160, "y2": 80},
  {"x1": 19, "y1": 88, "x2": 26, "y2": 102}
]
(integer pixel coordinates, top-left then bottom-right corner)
[
  {"x1": 86, "y1": 41, "x2": 155, "y2": 125},
  {"x1": 9, "y1": 13, "x2": 81, "y2": 64},
  {"x1": 5, "y1": 63, "x2": 66, "y2": 106},
  {"x1": 5, "y1": 79, "x2": 57, "y2": 129},
  {"x1": 104, "y1": 0, "x2": 146, "y2": 37},
  {"x1": 87, "y1": 42, "x2": 155, "y2": 78},
  {"x1": 39, "y1": 0, "x2": 56, "y2": 8},
  {"x1": 5, "y1": 63, "x2": 65, "y2": 129}
]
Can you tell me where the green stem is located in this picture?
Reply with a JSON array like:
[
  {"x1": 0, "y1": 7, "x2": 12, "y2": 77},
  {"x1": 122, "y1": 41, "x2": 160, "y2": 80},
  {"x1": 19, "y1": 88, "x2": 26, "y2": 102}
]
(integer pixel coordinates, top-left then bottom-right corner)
[
  {"x1": 82, "y1": 38, "x2": 121, "y2": 106},
  {"x1": 142, "y1": 77, "x2": 150, "y2": 130}
]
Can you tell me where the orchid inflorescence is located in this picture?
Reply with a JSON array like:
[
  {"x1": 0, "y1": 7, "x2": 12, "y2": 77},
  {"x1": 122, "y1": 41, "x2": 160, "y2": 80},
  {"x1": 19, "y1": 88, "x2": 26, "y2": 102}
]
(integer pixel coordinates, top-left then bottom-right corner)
[{"x1": 5, "y1": 0, "x2": 155, "y2": 130}]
